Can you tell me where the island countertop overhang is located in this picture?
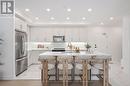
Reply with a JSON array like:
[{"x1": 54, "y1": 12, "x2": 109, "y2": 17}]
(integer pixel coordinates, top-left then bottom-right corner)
[{"x1": 38, "y1": 51, "x2": 112, "y2": 61}]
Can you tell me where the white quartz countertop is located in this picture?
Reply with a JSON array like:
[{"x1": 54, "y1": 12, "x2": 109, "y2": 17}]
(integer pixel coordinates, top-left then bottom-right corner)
[{"x1": 39, "y1": 51, "x2": 112, "y2": 60}]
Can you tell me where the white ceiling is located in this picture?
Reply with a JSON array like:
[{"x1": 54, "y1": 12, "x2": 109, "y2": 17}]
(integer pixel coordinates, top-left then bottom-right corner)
[{"x1": 15, "y1": 0, "x2": 130, "y2": 25}]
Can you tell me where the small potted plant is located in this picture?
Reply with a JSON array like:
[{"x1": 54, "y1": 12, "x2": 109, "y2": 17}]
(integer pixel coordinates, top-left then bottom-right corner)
[{"x1": 85, "y1": 43, "x2": 91, "y2": 52}]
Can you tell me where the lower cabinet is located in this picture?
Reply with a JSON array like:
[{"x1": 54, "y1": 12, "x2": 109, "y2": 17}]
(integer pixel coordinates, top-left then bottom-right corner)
[{"x1": 28, "y1": 50, "x2": 46, "y2": 65}]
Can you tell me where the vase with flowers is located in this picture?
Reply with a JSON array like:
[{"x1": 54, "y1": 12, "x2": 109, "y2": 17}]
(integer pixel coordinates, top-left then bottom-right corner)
[{"x1": 85, "y1": 43, "x2": 91, "y2": 52}]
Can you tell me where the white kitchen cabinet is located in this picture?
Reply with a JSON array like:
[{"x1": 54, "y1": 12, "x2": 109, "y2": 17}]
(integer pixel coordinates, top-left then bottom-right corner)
[
  {"x1": 30, "y1": 27, "x2": 82, "y2": 42},
  {"x1": 29, "y1": 50, "x2": 46, "y2": 65},
  {"x1": 30, "y1": 28, "x2": 53, "y2": 42},
  {"x1": 45, "y1": 28, "x2": 53, "y2": 42},
  {"x1": 21, "y1": 20, "x2": 28, "y2": 32},
  {"x1": 15, "y1": 17, "x2": 22, "y2": 30},
  {"x1": 71, "y1": 28, "x2": 80, "y2": 41},
  {"x1": 15, "y1": 17, "x2": 28, "y2": 32},
  {"x1": 65, "y1": 28, "x2": 72, "y2": 42},
  {"x1": 30, "y1": 28, "x2": 65, "y2": 42},
  {"x1": 79, "y1": 28, "x2": 88, "y2": 42},
  {"x1": 65, "y1": 28, "x2": 80, "y2": 42},
  {"x1": 52, "y1": 28, "x2": 65, "y2": 36}
]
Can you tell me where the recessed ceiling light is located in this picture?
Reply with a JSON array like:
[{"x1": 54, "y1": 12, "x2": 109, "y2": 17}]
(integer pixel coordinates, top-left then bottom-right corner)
[
  {"x1": 25, "y1": 9, "x2": 30, "y2": 12},
  {"x1": 46, "y1": 8, "x2": 51, "y2": 12},
  {"x1": 66, "y1": 17, "x2": 70, "y2": 20},
  {"x1": 88, "y1": 8, "x2": 92, "y2": 12},
  {"x1": 50, "y1": 17, "x2": 55, "y2": 20},
  {"x1": 110, "y1": 17, "x2": 114, "y2": 20},
  {"x1": 35, "y1": 17, "x2": 39, "y2": 20},
  {"x1": 82, "y1": 17, "x2": 86, "y2": 20},
  {"x1": 67, "y1": 8, "x2": 71, "y2": 12},
  {"x1": 100, "y1": 22, "x2": 104, "y2": 25}
]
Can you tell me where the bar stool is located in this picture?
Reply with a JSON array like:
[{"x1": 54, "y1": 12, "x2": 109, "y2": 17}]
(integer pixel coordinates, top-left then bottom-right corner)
[
  {"x1": 39, "y1": 56, "x2": 55, "y2": 85},
  {"x1": 57, "y1": 56, "x2": 73, "y2": 86},
  {"x1": 91, "y1": 54, "x2": 110, "y2": 86},
  {"x1": 76, "y1": 55, "x2": 91, "y2": 86},
  {"x1": 41, "y1": 64, "x2": 55, "y2": 80},
  {"x1": 76, "y1": 63, "x2": 91, "y2": 72}
]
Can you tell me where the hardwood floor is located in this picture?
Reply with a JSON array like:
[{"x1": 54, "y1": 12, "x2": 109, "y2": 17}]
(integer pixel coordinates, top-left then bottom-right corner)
[{"x1": 0, "y1": 80, "x2": 111, "y2": 86}]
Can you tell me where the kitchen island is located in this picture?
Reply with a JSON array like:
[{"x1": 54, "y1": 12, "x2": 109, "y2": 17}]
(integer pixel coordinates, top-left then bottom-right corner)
[{"x1": 39, "y1": 51, "x2": 111, "y2": 86}]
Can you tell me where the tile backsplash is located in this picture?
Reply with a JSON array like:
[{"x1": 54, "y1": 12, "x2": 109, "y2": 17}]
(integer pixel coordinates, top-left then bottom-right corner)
[{"x1": 28, "y1": 42, "x2": 96, "y2": 51}]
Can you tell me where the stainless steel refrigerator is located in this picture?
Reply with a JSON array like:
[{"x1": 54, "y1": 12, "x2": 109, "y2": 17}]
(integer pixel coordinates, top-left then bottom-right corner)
[{"x1": 15, "y1": 30, "x2": 28, "y2": 76}]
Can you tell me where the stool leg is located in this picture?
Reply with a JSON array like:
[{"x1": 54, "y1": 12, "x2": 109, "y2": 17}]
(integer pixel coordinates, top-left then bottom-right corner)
[
  {"x1": 103, "y1": 60, "x2": 109, "y2": 86},
  {"x1": 63, "y1": 59, "x2": 68, "y2": 86},
  {"x1": 43, "y1": 60, "x2": 48, "y2": 86},
  {"x1": 106, "y1": 60, "x2": 109, "y2": 86},
  {"x1": 82, "y1": 60, "x2": 88, "y2": 86},
  {"x1": 66, "y1": 60, "x2": 68, "y2": 86},
  {"x1": 71, "y1": 56, "x2": 75, "y2": 80},
  {"x1": 41, "y1": 69, "x2": 43, "y2": 81},
  {"x1": 103, "y1": 60, "x2": 106, "y2": 86},
  {"x1": 55, "y1": 56, "x2": 59, "y2": 81},
  {"x1": 63, "y1": 60, "x2": 66, "y2": 86}
]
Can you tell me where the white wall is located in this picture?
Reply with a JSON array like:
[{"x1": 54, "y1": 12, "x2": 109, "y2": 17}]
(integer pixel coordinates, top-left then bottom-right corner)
[
  {"x1": 0, "y1": 17, "x2": 15, "y2": 80},
  {"x1": 121, "y1": 16, "x2": 130, "y2": 75},
  {"x1": 29, "y1": 25, "x2": 122, "y2": 63},
  {"x1": 87, "y1": 27, "x2": 122, "y2": 63}
]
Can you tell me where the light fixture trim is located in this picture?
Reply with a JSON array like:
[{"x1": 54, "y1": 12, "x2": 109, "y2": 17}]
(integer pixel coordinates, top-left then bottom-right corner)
[
  {"x1": 50, "y1": 17, "x2": 55, "y2": 20},
  {"x1": 88, "y1": 8, "x2": 92, "y2": 12},
  {"x1": 66, "y1": 17, "x2": 70, "y2": 20},
  {"x1": 82, "y1": 17, "x2": 86, "y2": 20},
  {"x1": 110, "y1": 17, "x2": 114, "y2": 20},
  {"x1": 46, "y1": 8, "x2": 51, "y2": 12},
  {"x1": 67, "y1": 8, "x2": 71, "y2": 12},
  {"x1": 25, "y1": 8, "x2": 30, "y2": 12},
  {"x1": 35, "y1": 17, "x2": 39, "y2": 20},
  {"x1": 100, "y1": 22, "x2": 104, "y2": 25}
]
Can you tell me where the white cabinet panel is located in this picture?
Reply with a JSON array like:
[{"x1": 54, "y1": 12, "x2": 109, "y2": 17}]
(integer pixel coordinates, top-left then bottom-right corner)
[
  {"x1": 30, "y1": 27, "x2": 82, "y2": 42},
  {"x1": 52, "y1": 28, "x2": 65, "y2": 37},
  {"x1": 15, "y1": 17, "x2": 21, "y2": 30},
  {"x1": 71, "y1": 28, "x2": 80, "y2": 41},
  {"x1": 80, "y1": 28, "x2": 88, "y2": 42},
  {"x1": 45, "y1": 28, "x2": 53, "y2": 41},
  {"x1": 15, "y1": 17, "x2": 28, "y2": 32},
  {"x1": 30, "y1": 28, "x2": 53, "y2": 42},
  {"x1": 21, "y1": 20, "x2": 28, "y2": 32},
  {"x1": 30, "y1": 29, "x2": 43, "y2": 42},
  {"x1": 29, "y1": 50, "x2": 46, "y2": 65},
  {"x1": 65, "y1": 28, "x2": 72, "y2": 42},
  {"x1": 65, "y1": 28, "x2": 80, "y2": 42}
]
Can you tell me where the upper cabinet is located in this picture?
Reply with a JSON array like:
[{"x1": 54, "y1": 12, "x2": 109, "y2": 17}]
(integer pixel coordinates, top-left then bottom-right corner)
[
  {"x1": 65, "y1": 28, "x2": 73, "y2": 42},
  {"x1": 30, "y1": 27, "x2": 84, "y2": 42},
  {"x1": 15, "y1": 17, "x2": 28, "y2": 32},
  {"x1": 79, "y1": 28, "x2": 88, "y2": 42},
  {"x1": 15, "y1": 17, "x2": 21, "y2": 30},
  {"x1": 65, "y1": 28, "x2": 80, "y2": 42}
]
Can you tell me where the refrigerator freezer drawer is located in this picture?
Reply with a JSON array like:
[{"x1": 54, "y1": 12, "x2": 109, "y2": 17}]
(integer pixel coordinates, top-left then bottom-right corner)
[{"x1": 15, "y1": 57, "x2": 28, "y2": 76}]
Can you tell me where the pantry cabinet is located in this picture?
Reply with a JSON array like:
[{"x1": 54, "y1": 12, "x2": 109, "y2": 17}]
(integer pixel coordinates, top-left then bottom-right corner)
[{"x1": 15, "y1": 17, "x2": 28, "y2": 32}]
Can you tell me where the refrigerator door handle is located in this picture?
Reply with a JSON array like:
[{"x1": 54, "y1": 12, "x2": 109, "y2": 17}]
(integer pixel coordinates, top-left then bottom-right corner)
[
  {"x1": 21, "y1": 36, "x2": 24, "y2": 55},
  {"x1": 16, "y1": 57, "x2": 27, "y2": 62},
  {"x1": 20, "y1": 36, "x2": 23, "y2": 56},
  {"x1": 21, "y1": 34, "x2": 27, "y2": 56}
]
